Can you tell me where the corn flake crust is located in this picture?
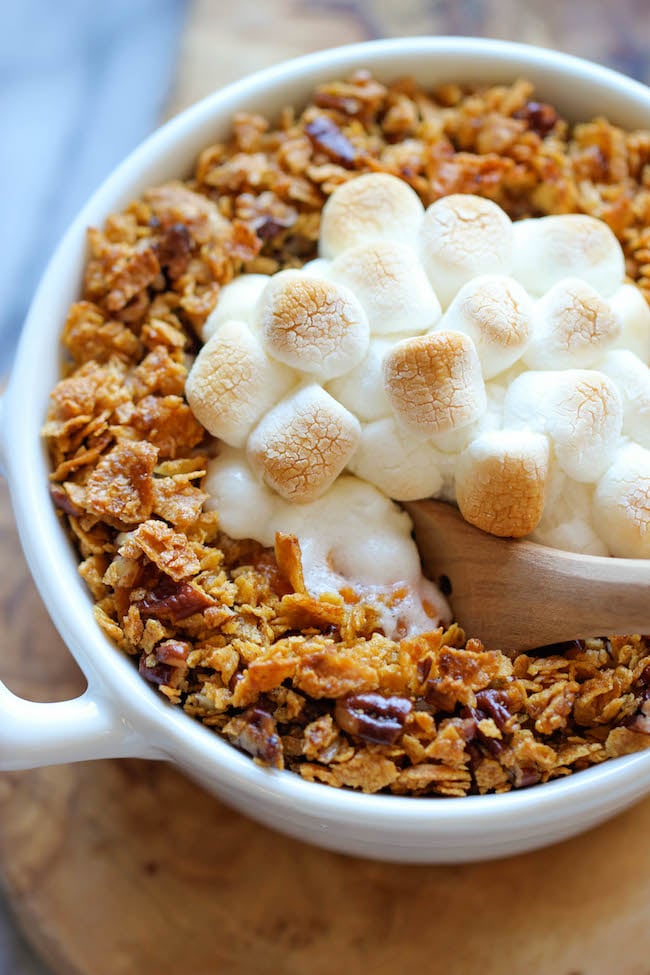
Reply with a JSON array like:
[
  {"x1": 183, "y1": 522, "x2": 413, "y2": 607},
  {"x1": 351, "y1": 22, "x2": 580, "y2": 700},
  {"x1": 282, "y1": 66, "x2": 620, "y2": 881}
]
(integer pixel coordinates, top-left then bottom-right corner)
[{"x1": 44, "y1": 73, "x2": 650, "y2": 795}]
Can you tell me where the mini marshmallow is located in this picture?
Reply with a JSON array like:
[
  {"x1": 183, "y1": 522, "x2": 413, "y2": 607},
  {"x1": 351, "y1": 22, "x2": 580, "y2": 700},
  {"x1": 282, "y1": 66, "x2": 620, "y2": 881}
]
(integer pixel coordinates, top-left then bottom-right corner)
[
  {"x1": 429, "y1": 378, "x2": 507, "y2": 454},
  {"x1": 300, "y1": 258, "x2": 332, "y2": 279},
  {"x1": 598, "y1": 349, "x2": 650, "y2": 449},
  {"x1": 545, "y1": 372, "x2": 623, "y2": 483},
  {"x1": 319, "y1": 172, "x2": 425, "y2": 259},
  {"x1": 504, "y1": 369, "x2": 623, "y2": 482},
  {"x1": 593, "y1": 443, "x2": 650, "y2": 558},
  {"x1": 201, "y1": 274, "x2": 270, "y2": 342},
  {"x1": 610, "y1": 283, "x2": 650, "y2": 363},
  {"x1": 203, "y1": 443, "x2": 278, "y2": 546},
  {"x1": 247, "y1": 384, "x2": 361, "y2": 503},
  {"x1": 438, "y1": 274, "x2": 533, "y2": 379},
  {"x1": 511, "y1": 214, "x2": 625, "y2": 297},
  {"x1": 501, "y1": 369, "x2": 555, "y2": 432},
  {"x1": 383, "y1": 330, "x2": 486, "y2": 436},
  {"x1": 326, "y1": 336, "x2": 396, "y2": 422},
  {"x1": 418, "y1": 195, "x2": 513, "y2": 308},
  {"x1": 185, "y1": 319, "x2": 295, "y2": 447},
  {"x1": 348, "y1": 416, "x2": 445, "y2": 501},
  {"x1": 329, "y1": 239, "x2": 441, "y2": 335},
  {"x1": 523, "y1": 278, "x2": 620, "y2": 370},
  {"x1": 455, "y1": 429, "x2": 550, "y2": 537},
  {"x1": 532, "y1": 466, "x2": 609, "y2": 556},
  {"x1": 257, "y1": 270, "x2": 369, "y2": 380}
]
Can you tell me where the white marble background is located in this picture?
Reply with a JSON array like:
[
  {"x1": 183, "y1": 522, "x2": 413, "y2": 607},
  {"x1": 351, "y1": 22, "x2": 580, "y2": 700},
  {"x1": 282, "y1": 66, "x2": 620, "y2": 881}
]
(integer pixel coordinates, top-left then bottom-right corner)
[{"x1": 0, "y1": 0, "x2": 187, "y2": 969}]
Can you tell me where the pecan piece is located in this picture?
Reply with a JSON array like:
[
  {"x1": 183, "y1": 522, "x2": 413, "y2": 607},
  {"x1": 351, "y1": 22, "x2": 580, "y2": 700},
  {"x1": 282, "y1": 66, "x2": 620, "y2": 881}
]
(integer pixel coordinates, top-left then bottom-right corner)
[
  {"x1": 225, "y1": 707, "x2": 283, "y2": 768},
  {"x1": 137, "y1": 577, "x2": 214, "y2": 622},
  {"x1": 155, "y1": 222, "x2": 192, "y2": 279},
  {"x1": 50, "y1": 483, "x2": 85, "y2": 517},
  {"x1": 155, "y1": 639, "x2": 189, "y2": 665},
  {"x1": 335, "y1": 692, "x2": 412, "y2": 745},
  {"x1": 459, "y1": 705, "x2": 506, "y2": 759},
  {"x1": 313, "y1": 91, "x2": 361, "y2": 116},
  {"x1": 139, "y1": 640, "x2": 189, "y2": 687},
  {"x1": 236, "y1": 191, "x2": 297, "y2": 242},
  {"x1": 474, "y1": 688, "x2": 512, "y2": 733},
  {"x1": 513, "y1": 100, "x2": 558, "y2": 137},
  {"x1": 515, "y1": 765, "x2": 541, "y2": 789},
  {"x1": 139, "y1": 654, "x2": 175, "y2": 686},
  {"x1": 305, "y1": 116, "x2": 357, "y2": 169}
]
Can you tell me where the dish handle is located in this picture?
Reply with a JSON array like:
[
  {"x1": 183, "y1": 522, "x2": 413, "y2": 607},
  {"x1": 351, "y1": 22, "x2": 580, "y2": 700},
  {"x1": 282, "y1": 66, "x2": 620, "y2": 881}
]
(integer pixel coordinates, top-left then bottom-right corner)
[
  {"x1": 0, "y1": 679, "x2": 164, "y2": 770},
  {"x1": 0, "y1": 382, "x2": 167, "y2": 769}
]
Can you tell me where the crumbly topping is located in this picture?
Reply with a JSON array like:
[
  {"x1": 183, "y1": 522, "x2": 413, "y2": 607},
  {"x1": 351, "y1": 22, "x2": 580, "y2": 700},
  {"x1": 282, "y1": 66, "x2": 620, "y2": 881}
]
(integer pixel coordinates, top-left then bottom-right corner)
[{"x1": 44, "y1": 72, "x2": 650, "y2": 794}]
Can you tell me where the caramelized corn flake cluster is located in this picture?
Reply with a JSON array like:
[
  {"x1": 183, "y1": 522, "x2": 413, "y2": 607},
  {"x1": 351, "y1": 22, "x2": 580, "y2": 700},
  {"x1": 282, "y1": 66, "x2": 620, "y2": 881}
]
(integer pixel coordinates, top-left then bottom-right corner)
[{"x1": 45, "y1": 72, "x2": 650, "y2": 794}]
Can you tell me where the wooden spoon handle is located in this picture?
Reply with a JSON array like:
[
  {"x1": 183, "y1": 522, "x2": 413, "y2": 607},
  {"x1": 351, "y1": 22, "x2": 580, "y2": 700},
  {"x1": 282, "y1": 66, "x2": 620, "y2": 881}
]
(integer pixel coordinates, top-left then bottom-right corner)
[
  {"x1": 405, "y1": 500, "x2": 650, "y2": 653},
  {"x1": 517, "y1": 544, "x2": 650, "y2": 638}
]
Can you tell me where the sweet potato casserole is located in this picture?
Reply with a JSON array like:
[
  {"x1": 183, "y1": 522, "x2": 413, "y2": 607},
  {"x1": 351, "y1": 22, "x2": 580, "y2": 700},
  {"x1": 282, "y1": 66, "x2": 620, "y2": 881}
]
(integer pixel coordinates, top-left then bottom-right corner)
[{"x1": 44, "y1": 72, "x2": 650, "y2": 795}]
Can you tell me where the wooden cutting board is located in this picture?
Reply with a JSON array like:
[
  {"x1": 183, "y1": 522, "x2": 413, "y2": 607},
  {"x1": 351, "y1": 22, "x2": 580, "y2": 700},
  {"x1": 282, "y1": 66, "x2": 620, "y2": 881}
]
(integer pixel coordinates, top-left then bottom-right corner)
[{"x1": 5, "y1": 1, "x2": 650, "y2": 972}]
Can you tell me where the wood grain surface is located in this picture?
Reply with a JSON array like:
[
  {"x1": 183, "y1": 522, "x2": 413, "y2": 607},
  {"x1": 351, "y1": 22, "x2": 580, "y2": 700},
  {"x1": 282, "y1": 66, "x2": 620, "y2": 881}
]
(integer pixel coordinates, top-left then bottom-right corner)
[{"x1": 4, "y1": 1, "x2": 650, "y2": 973}]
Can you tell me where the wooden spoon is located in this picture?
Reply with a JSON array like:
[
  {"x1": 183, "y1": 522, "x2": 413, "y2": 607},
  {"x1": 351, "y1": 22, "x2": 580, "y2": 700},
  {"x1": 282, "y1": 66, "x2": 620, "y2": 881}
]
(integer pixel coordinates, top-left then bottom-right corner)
[{"x1": 404, "y1": 498, "x2": 650, "y2": 653}]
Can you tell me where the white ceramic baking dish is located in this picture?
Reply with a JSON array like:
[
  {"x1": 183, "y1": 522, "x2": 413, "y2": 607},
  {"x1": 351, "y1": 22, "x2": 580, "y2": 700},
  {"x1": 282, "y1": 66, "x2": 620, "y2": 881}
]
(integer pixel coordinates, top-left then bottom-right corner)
[{"x1": 2, "y1": 37, "x2": 650, "y2": 863}]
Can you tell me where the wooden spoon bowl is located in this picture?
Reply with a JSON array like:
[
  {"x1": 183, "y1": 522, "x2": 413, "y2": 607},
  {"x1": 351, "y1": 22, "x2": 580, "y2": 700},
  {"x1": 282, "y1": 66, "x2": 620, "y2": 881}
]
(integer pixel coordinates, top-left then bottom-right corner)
[{"x1": 405, "y1": 498, "x2": 650, "y2": 653}]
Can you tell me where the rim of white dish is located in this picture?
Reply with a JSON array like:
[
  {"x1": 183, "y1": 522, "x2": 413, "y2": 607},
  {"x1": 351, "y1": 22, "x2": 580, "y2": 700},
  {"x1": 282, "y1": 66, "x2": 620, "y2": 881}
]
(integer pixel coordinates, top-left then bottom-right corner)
[{"x1": 6, "y1": 35, "x2": 650, "y2": 827}]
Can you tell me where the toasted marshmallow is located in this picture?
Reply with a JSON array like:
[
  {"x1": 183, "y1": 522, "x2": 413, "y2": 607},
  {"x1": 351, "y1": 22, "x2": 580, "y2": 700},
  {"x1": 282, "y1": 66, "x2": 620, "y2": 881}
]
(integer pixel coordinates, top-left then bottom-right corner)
[
  {"x1": 329, "y1": 240, "x2": 441, "y2": 335},
  {"x1": 545, "y1": 372, "x2": 623, "y2": 483},
  {"x1": 300, "y1": 258, "x2": 332, "y2": 279},
  {"x1": 429, "y1": 378, "x2": 507, "y2": 454},
  {"x1": 247, "y1": 384, "x2": 361, "y2": 503},
  {"x1": 201, "y1": 274, "x2": 270, "y2": 342},
  {"x1": 532, "y1": 466, "x2": 608, "y2": 556},
  {"x1": 319, "y1": 173, "x2": 425, "y2": 259},
  {"x1": 257, "y1": 271, "x2": 369, "y2": 381},
  {"x1": 186, "y1": 319, "x2": 295, "y2": 447},
  {"x1": 204, "y1": 451, "x2": 449, "y2": 635},
  {"x1": 348, "y1": 416, "x2": 446, "y2": 501},
  {"x1": 511, "y1": 214, "x2": 625, "y2": 297},
  {"x1": 326, "y1": 337, "x2": 396, "y2": 422},
  {"x1": 610, "y1": 283, "x2": 650, "y2": 363},
  {"x1": 593, "y1": 443, "x2": 650, "y2": 558},
  {"x1": 383, "y1": 330, "x2": 486, "y2": 436},
  {"x1": 598, "y1": 350, "x2": 650, "y2": 449},
  {"x1": 502, "y1": 370, "x2": 555, "y2": 431},
  {"x1": 203, "y1": 443, "x2": 278, "y2": 545},
  {"x1": 504, "y1": 369, "x2": 623, "y2": 482},
  {"x1": 523, "y1": 278, "x2": 621, "y2": 370},
  {"x1": 439, "y1": 274, "x2": 533, "y2": 379},
  {"x1": 455, "y1": 430, "x2": 550, "y2": 537},
  {"x1": 418, "y1": 195, "x2": 513, "y2": 308}
]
